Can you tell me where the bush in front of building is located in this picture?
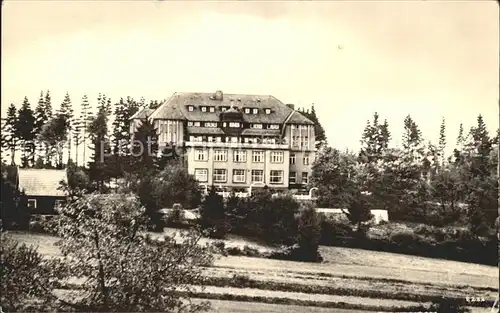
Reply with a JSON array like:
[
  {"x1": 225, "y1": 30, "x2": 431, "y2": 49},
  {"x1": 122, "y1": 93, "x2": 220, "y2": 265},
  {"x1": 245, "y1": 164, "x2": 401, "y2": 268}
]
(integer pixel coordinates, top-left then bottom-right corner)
[{"x1": 199, "y1": 187, "x2": 229, "y2": 239}]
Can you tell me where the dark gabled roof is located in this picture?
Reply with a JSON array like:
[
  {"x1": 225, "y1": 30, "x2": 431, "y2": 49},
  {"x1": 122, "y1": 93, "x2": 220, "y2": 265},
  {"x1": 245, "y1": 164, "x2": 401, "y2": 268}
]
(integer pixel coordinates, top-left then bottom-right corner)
[
  {"x1": 241, "y1": 129, "x2": 281, "y2": 136},
  {"x1": 286, "y1": 111, "x2": 315, "y2": 125},
  {"x1": 149, "y1": 92, "x2": 314, "y2": 125},
  {"x1": 18, "y1": 169, "x2": 67, "y2": 197},
  {"x1": 186, "y1": 127, "x2": 225, "y2": 135},
  {"x1": 130, "y1": 108, "x2": 154, "y2": 120}
]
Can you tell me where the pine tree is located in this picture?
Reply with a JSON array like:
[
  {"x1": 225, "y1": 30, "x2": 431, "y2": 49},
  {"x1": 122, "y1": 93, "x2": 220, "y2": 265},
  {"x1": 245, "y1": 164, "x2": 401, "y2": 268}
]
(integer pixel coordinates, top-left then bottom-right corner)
[
  {"x1": 110, "y1": 97, "x2": 140, "y2": 178},
  {"x1": 308, "y1": 104, "x2": 327, "y2": 149},
  {"x1": 44, "y1": 90, "x2": 53, "y2": 119},
  {"x1": 461, "y1": 115, "x2": 495, "y2": 233},
  {"x1": 438, "y1": 118, "x2": 446, "y2": 167},
  {"x1": 80, "y1": 94, "x2": 92, "y2": 167},
  {"x1": 33, "y1": 91, "x2": 48, "y2": 165},
  {"x1": 130, "y1": 118, "x2": 158, "y2": 174},
  {"x1": 359, "y1": 112, "x2": 390, "y2": 163},
  {"x1": 87, "y1": 96, "x2": 111, "y2": 191},
  {"x1": 467, "y1": 115, "x2": 491, "y2": 177},
  {"x1": 378, "y1": 119, "x2": 391, "y2": 152},
  {"x1": 452, "y1": 123, "x2": 465, "y2": 165},
  {"x1": 359, "y1": 119, "x2": 377, "y2": 163},
  {"x1": 4, "y1": 104, "x2": 19, "y2": 165},
  {"x1": 457, "y1": 123, "x2": 464, "y2": 148},
  {"x1": 59, "y1": 92, "x2": 74, "y2": 165},
  {"x1": 402, "y1": 115, "x2": 423, "y2": 154},
  {"x1": 72, "y1": 117, "x2": 83, "y2": 166},
  {"x1": 15, "y1": 97, "x2": 36, "y2": 167}
]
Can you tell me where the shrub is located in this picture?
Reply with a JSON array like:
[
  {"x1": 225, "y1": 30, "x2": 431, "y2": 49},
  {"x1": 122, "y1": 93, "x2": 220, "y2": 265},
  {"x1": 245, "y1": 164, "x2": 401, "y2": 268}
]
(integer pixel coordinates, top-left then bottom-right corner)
[
  {"x1": 231, "y1": 274, "x2": 251, "y2": 287},
  {"x1": 28, "y1": 215, "x2": 57, "y2": 234},
  {"x1": 242, "y1": 245, "x2": 261, "y2": 257},
  {"x1": 295, "y1": 205, "x2": 322, "y2": 262},
  {"x1": 212, "y1": 240, "x2": 225, "y2": 251},
  {"x1": 165, "y1": 203, "x2": 185, "y2": 227},
  {"x1": 226, "y1": 246, "x2": 242, "y2": 256},
  {"x1": 269, "y1": 244, "x2": 323, "y2": 263},
  {"x1": 429, "y1": 297, "x2": 471, "y2": 313},
  {"x1": 199, "y1": 187, "x2": 228, "y2": 239},
  {"x1": 1, "y1": 235, "x2": 60, "y2": 312},
  {"x1": 319, "y1": 215, "x2": 352, "y2": 245}
]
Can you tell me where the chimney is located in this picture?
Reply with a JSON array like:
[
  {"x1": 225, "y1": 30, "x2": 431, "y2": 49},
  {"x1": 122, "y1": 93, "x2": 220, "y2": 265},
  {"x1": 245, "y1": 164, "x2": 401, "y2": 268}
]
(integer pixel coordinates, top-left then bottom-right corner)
[
  {"x1": 286, "y1": 104, "x2": 295, "y2": 110},
  {"x1": 215, "y1": 90, "x2": 223, "y2": 101}
]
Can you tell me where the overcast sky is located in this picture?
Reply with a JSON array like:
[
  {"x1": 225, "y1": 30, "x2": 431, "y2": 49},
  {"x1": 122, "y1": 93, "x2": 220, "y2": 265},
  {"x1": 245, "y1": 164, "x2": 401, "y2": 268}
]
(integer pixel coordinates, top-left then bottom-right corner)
[{"x1": 2, "y1": 0, "x2": 498, "y2": 155}]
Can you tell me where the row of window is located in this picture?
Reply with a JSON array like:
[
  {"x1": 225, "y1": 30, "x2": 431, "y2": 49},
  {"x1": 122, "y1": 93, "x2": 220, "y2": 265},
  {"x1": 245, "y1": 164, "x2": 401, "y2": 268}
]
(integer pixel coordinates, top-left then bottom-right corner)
[
  {"x1": 187, "y1": 121, "x2": 281, "y2": 129},
  {"x1": 194, "y1": 149, "x2": 312, "y2": 164},
  {"x1": 195, "y1": 149, "x2": 288, "y2": 163},
  {"x1": 194, "y1": 169, "x2": 309, "y2": 184},
  {"x1": 189, "y1": 136, "x2": 286, "y2": 145},
  {"x1": 187, "y1": 105, "x2": 272, "y2": 115},
  {"x1": 194, "y1": 169, "x2": 285, "y2": 184}
]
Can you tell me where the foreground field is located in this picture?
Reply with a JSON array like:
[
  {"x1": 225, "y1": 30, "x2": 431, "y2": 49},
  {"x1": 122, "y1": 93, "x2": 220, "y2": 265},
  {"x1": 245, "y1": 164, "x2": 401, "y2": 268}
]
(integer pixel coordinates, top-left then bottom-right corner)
[
  {"x1": 7, "y1": 231, "x2": 498, "y2": 312},
  {"x1": 205, "y1": 299, "x2": 369, "y2": 313}
]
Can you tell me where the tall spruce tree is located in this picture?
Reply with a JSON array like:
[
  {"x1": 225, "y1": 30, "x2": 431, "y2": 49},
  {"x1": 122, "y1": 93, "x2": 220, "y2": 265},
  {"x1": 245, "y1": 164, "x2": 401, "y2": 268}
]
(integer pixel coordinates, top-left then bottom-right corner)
[
  {"x1": 80, "y1": 94, "x2": 92, "y2": 167},
  {"x1": 359, "y1": 112, "x2": 390, "y2": 163},
  {"x1": 462, "y1": 115, "x2": 495, "y2": 234},
  {"x1": 4, "y1": 104, "x2": 19, "y2": 165},
  {"x1": 44, "y1": 90, "x2": 52, "y2": 119},
  {"x1": 59, "y1": 92, "x2": 74, "y2": 165},
  {"x1": 72, "y1": 117, "x2": 83, "y2": 166},
  {"x1": 110, "y1": 97, "x2": 140, "y2": 178},
  {"x1": 33, "y1": 91, "x2": 49, "y2": 165},
  {"x1": 87, "y1": 94, "x2": 111, "y2": 191},
  {"x1": 402, "y1": 115, "x2": 423, "y2": 156},
  {"x1": 130, "y1": 118, "x2": 158, "y2": 174},
  {"x1": 452, "y1": 123, "x2": 465, "y2": 164},
  {"x1": 309, "y1": 104, "x2": 327, "y2": 149},
  {"x1": 438, "y1": 118, "x2": 446, "y2": 167},
  {"x1": 15, "y1": 97, "x2": 36, "y2": 168}
]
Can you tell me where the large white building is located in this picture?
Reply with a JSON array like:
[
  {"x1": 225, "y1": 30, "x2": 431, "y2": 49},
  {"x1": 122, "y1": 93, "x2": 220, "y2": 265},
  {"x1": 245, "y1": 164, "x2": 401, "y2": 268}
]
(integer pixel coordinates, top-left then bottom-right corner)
[{"x1": 130, "y1": 90, "x2": 316, "y2": 192}]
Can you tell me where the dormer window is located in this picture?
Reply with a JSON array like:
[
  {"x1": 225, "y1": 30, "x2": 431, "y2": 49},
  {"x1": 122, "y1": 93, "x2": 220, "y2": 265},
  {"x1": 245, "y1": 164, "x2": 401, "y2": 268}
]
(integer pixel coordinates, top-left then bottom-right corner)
[
  {"x1": 265, "y1": 109, "x2": 271, "y2": 114},
  {"x1": 201, "y1": 107, "x2": 207, "y2": 112},
  {"x1": 252, "y1": 108, "x2": 258, "y2": 114},
  {"x1": 244, "y1": 108, "x2": 251, "y2": 114},
  {"x1": 188, "y1": 106, "x2": 194, "y2": 112},
  {"x1": 209, "y1": 107, "x2": 215, "y2": 112}
]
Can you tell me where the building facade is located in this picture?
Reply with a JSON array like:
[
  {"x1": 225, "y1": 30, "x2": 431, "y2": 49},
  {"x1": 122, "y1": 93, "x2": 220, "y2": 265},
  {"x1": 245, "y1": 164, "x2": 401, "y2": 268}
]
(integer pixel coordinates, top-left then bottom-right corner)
[{"x1": 130, "y1": 90, "x2": 316, "y2": 192}]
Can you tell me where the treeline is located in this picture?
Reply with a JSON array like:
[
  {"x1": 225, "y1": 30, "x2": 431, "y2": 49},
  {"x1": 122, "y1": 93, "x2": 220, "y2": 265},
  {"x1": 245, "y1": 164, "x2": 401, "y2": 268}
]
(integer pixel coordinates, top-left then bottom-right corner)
[
  {"x1": 311, "y1": 113, "x2": 499, "y2": 236},
  {"x1": 1, "y1": 91, "x2": 162, "y2": 170}
]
